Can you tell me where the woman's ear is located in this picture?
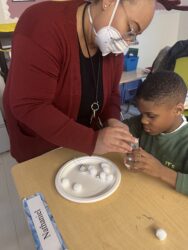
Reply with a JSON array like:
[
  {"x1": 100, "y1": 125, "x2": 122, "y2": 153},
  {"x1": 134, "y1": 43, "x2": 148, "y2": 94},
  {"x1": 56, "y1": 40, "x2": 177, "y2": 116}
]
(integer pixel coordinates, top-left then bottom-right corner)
[{"x1": 102, "y1": 0, "x2": 116, "y2": 10}]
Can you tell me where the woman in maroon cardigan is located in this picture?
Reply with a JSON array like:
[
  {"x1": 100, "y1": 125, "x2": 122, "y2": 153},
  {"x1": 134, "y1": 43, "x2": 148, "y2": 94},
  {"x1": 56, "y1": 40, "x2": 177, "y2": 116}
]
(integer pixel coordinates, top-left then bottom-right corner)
[{"x1": 3, "y1": 0, "x2": 155, "y2": 162}]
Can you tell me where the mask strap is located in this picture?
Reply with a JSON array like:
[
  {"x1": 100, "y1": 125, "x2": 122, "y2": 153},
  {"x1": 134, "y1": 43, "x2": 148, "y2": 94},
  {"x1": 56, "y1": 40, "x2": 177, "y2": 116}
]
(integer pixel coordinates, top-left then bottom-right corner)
[
  {"x1": 88, "y1": 5, "x2": 97, "y2": 35},
  {"x1": 88, "y1": 0, "x2": 120, "y2": 34},
  {"x1": 108, "y1": 0, "x2": 120, "y2": 26}
]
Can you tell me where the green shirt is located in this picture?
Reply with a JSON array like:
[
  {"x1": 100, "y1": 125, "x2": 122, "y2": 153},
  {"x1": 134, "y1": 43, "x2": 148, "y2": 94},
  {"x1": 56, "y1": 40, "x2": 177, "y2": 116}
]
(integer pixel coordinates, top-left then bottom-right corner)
[{"x1": 124, "y1": 115, "x2": 188, "y2": 195}]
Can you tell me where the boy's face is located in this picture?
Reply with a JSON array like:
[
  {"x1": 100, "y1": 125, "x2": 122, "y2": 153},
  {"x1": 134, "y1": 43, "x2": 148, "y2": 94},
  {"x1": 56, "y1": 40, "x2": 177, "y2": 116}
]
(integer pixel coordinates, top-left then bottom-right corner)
[{"x1": 137, "y1": 98, "x2": 184, "y2": 135}]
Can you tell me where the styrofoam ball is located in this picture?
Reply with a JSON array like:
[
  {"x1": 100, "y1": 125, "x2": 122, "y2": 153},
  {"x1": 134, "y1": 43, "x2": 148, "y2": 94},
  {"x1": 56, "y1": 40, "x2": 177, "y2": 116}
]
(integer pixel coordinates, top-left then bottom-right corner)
[
  {"x1": 106, "y1": 174, "x2": 114, "y2": 182},
  {"x1": 88, "y1": 165, "x2": 96, "y2": 170},
  {"x1": 61, "y1": 178, "x2": 70, "y2": 188},
  {"x1": 101, "y1": 162, "x2": 111, "y2": 172},
  {"x1": 99, "y1": 171, "x2": 106, "y2": 181},
  {"x1": 101, "y1": 162, "x2": 110, "y2": 168},
  {"x1": 155, "y1": 228, "x2": 167, "y2": 241},
  {"x1": 72, "y1": 183, "x2": 82, "y2": 192},
  {"x1": 89, "y1": 168, "x2": 97, "y2": 176},
  {"x1": 79, "y1": 165, "x2": 87, "y2": 172}
]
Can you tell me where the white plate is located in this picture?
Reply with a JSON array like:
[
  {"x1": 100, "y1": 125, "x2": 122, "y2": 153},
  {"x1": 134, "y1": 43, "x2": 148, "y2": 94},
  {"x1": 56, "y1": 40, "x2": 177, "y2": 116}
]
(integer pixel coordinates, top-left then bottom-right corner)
[{"x1": 55, "y1": 156, "x2": 121, "y2": 203}]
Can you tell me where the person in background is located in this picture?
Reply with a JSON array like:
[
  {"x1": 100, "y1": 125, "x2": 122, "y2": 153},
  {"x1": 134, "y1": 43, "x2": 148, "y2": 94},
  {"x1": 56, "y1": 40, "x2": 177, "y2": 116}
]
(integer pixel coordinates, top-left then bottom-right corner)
[
  {"x1": 3, "y1": 0, "x2": 155, "y2": 162},
  {"x1": 124, "y1": 71, "x2": 188, "y2": 195}
]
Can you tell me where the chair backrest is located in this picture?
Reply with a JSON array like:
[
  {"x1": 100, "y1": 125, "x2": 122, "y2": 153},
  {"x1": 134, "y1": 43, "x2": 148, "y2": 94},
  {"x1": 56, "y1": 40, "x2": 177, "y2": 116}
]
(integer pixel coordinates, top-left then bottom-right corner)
[
  {"x1": 174, "y1": 57, "x2": 188, "y2": 88},
  {"x1": 151, "y1": 46, "x2": 171, "y2": 73},
  {"x1": 151, "y1": 40, "x2": 188, "y2": 73}
]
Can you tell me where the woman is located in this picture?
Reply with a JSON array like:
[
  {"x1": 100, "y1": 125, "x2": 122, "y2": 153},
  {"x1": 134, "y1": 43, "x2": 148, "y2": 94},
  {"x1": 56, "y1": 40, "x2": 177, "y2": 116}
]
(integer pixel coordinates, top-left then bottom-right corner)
[{"x1": 3, "y1": 0, "x2": 155, "y2": 162}]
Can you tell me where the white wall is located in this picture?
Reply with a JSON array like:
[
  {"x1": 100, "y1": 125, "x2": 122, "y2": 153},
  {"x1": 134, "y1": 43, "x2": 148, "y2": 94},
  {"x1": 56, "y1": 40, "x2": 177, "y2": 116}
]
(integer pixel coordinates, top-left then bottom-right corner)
[
  {"x1": 0, "y1": 0, "x2": 18, "y2": 23},
  {"x1": 178, "y1": 11, "x2": 188, "y2": 40},
  {"x1": 137, "y1": 10, "x2": 181, "y2": 68},
  {"x1": 1, "y1": 0, "x2": 188, "y2": 68}
]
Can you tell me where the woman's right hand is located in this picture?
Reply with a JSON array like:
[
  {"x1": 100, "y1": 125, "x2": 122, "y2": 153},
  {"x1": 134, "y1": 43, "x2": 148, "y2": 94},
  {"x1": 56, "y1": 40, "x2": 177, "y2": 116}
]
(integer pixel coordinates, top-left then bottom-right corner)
[{"x1": 93, "y1": 126, "x2": 137, "y2": 155}]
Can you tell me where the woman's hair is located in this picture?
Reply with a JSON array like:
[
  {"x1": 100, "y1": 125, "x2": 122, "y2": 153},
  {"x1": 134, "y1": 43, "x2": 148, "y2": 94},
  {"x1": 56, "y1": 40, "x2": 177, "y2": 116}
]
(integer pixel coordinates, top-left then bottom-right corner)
[{"x1": 136, "y1": 71, "x2": 187, "y2": 104}]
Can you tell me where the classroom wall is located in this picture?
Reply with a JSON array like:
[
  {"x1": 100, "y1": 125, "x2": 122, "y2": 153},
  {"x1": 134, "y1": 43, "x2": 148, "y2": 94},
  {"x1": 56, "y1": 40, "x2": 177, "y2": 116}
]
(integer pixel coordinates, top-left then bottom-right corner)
[
  {"x1": 0, "y1": 0, "x2": 16, "y2": 23},
  {"x1": 178, "y1": 11, "x2": 188, "y2": 40},
  {"x1": 7, "y1": 0, "x2": 45, "y2": 19},
  {"x1": 0, "y1": 0, "x2": 188, "y2": 69},
  {"x1": 0, "y1": 0, "x2": 45, "y2": 23},
  {"x1": 137, "y1": 10, "x2": 181, "y2": 68}
]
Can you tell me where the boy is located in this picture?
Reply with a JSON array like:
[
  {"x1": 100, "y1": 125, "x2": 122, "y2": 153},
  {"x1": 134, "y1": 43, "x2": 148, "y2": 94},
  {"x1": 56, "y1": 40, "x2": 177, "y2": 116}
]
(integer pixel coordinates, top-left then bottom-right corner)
[{"x1": 124, "y1": 71, "x2": 188, "y2": 196}]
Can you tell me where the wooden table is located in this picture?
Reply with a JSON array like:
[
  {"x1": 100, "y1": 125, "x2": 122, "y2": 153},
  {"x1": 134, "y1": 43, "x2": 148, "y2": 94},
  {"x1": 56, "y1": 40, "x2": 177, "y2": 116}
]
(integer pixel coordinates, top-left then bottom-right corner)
[{"x1": 12, "y1": 148, "x2": 188, "y2": 250}]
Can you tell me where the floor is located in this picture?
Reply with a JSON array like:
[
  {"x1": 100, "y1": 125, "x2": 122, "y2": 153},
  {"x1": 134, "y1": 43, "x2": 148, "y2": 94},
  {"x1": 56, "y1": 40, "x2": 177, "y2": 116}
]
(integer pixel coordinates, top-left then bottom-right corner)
[{"x1": 0, "y1": 151, "x2": 35, "y2": 250}]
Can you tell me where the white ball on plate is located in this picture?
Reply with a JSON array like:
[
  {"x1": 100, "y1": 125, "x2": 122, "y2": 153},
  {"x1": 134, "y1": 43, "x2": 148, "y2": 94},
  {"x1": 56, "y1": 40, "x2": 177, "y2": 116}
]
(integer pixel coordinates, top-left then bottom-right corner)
[
  {"x1": 88, "y1": 165, "x2": 96, "y2": 170},
  {"x1": 101, "y1": 162, "x2": 110, "y2": 168},
  {"x1": 102, "y1": 167, "x2": 111, "y2": 174},
  {"x1": 89, "y1": 167, "x2": 97, "y2": 177},
  {"x1": 101, "y1": 162, "x2": 111, "y2": 173},
  {"x1": 72, "y1": 183, "x2": 82, "y2": 192},
  {"x1": 99, "y1": 171, "x2": 106, "y2": 181},
  {"x1": 79, "y1": 165, "x2": 87, "y2": 172},
  {"x1": 155, "y1": 228, "x2": 167, "y2": 241},
  {"x1": 106, "y1": 174, "x2": 114, "y2": 182},
  {"x1": 61, "y1": 178, "x2": 70, "y2": 188}
]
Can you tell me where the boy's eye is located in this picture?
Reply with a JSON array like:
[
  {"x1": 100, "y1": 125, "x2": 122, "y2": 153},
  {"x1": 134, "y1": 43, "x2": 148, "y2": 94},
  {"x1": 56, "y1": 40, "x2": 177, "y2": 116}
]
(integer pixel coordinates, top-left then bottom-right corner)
[{"x1": 147, "y1": 114, "x2": 156, "y2": 119}]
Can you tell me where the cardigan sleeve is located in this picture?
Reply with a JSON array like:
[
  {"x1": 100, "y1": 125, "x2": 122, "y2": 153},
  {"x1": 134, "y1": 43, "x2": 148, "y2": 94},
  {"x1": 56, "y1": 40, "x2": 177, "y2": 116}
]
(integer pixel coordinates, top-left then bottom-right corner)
[{"x1": 9, "y1": 34, "x2": 98, "y2": 155}]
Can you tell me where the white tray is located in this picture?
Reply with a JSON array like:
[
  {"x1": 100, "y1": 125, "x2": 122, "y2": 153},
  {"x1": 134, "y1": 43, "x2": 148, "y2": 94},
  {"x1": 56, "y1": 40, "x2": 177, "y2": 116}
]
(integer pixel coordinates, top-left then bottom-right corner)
[{"x1": 55, "y1": 156, "x2": 121, "y2": 203}]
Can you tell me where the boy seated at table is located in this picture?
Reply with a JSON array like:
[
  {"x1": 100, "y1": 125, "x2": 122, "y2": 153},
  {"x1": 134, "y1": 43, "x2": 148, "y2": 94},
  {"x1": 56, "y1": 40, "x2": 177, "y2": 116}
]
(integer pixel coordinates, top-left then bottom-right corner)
[{"x1": 123, "y1": 70, "x2": 188, "y2": 196}]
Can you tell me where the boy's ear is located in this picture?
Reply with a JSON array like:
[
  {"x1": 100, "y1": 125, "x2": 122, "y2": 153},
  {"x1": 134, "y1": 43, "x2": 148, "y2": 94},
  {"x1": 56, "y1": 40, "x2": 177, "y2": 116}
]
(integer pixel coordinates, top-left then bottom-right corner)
[{"x1": 175, "y1": 103, "x2": 184, "y2": 115}]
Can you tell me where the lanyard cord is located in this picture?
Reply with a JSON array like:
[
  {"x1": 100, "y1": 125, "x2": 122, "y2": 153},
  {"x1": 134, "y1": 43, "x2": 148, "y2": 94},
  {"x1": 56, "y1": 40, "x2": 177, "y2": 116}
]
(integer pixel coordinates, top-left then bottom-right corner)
[{"x1": 82, "y1": 2, "x2": 101, "y2": 103}]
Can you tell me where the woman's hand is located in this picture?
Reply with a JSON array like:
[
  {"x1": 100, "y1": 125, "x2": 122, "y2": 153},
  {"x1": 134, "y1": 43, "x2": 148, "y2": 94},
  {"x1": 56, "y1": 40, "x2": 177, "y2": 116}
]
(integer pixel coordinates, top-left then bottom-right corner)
[
  {"x1": 107, "y1": 118, "x2": 129, "y2": 130},
  {"x1": 93, "y1": 126, "x2": 137, "y2": 155}
]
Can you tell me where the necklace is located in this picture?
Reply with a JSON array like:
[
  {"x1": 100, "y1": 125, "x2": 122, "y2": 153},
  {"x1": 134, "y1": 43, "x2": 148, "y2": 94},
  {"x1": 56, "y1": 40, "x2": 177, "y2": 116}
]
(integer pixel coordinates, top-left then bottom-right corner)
[{"x1": 82, "y1": 3, "x2": 103, "y2": 129}]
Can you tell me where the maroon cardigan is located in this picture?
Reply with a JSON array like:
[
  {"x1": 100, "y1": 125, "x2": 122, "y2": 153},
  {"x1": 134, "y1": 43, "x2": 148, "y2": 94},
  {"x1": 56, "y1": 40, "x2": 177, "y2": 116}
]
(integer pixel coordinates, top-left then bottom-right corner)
[{"x1": 3, "y1": 0, "x2": 123, "y2": 162}]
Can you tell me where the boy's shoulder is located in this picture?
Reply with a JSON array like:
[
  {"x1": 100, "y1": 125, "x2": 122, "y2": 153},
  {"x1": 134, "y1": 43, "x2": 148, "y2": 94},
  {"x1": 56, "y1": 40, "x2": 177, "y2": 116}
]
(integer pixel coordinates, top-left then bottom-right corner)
[{"x1": 176, "y1": 122, "x2": 188, "y2": 136}]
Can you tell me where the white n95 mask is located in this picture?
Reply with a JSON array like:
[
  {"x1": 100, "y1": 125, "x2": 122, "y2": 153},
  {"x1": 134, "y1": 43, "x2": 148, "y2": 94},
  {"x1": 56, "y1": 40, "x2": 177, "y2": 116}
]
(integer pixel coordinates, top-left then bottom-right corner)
[{"x1": 88, "y1": 0, "x2": 129, "y2": 56}]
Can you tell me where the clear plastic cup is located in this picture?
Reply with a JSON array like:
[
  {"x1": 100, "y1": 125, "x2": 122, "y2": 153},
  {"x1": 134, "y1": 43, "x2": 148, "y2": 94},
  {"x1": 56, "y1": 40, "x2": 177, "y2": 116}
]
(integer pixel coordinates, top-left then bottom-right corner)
[{"x1": 124, "y1": 139, "x2": 139, "y2": 170}]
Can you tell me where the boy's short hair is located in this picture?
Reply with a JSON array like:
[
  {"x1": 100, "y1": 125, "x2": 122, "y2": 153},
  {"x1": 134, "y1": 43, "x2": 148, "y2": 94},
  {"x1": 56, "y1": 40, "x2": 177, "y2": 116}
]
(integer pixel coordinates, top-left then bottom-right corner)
[{"x1": 136, "y1": 71, "x2": 187, "y2": 105}]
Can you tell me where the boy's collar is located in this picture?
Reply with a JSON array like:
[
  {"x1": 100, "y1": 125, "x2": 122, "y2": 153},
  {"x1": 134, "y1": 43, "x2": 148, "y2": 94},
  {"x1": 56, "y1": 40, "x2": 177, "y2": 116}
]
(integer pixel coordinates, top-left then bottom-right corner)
[{"x1": 161, "y1": 115, "x2": 188, "y2": 135}]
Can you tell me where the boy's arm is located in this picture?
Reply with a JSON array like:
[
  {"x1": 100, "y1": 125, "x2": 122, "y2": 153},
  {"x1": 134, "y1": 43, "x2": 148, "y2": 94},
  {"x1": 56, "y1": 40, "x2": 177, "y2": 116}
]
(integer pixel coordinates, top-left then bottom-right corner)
[
  {"x1": 159, "y1": 166, "x2": 177, "y2": 188},
  {"x1": 133, "y1": 147, "x2": 188, "y2": 196},
  {"x1": 161, "y1": 169, "x2": 188, "y2": 196},
  {"x1": 176, "y1": 173, "x2": 188, "y2": 195}
]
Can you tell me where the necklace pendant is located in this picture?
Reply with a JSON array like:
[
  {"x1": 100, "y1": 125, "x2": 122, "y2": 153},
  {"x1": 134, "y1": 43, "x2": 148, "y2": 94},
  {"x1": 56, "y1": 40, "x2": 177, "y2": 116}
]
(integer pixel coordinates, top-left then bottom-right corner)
[
  {"x1": 90, "y1": 101, "x2": 103, "y2": 130},
  {"x1": 91, "y1": 102, "x2": 99, "y2": 118}
]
